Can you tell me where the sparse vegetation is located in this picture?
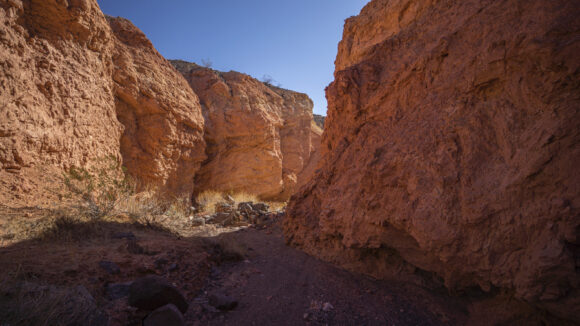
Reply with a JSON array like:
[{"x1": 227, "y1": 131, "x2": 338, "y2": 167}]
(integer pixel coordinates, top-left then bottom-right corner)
[
  {"x1": 201, "y1": 58, "x2": 213, "y2": 68},
  {"x1": 261, "y1": 74, "x2": 282, "y2": 88},
  {"x1": 194, "y1": 190, "x2": 284, "y2": 215},
  {"x1": 206, "y1": 235, "x2": 248, "y2": 263},
  {"x1": 62, "y1": 156, "x2": 133, "y2": 219},
  {"x1": 0, "y1": 279, "x2": 104, "y2": 326}
]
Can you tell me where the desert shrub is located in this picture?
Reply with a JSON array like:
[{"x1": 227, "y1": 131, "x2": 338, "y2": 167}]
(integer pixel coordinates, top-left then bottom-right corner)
[
  {"x1": 201, "y1": 58, "x2": 213, "y2": 68},
  {"x1": 0, "y1": 281, "x2": 104, "y2": 326},
  {"x1": 206, "y1": 236, "x2": 248, "y2": 263},
  {"x1": 195, "y1": 190, "x2": 223, "y2": 214},
  {"x1": 115, "y1": 191, "x2": 166, "y2": 219},
  {"x1": 39, "y1": 213, "x2": 108, "y2": 242},
  {"x1": 62, "y1": 156, "x2": 133, "y2": 219},
  {"x1": 195, "y1": 190, "x2": 286, "y2": 214},
  {"x1": 265, "y1": 201, "x2": 286, "y2": 212},
  {"x1": 228, "y1": 191, "x2": 259, "y2": 204}
]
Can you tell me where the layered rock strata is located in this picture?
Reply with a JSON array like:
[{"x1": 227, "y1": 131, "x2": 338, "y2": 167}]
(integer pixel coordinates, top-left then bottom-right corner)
[
  {"x1": 284, "y1": 0, "x2": 580, "y2": 321},
  {"x1": 172, "y1": 61, "x2": 320, "y2": 200}
]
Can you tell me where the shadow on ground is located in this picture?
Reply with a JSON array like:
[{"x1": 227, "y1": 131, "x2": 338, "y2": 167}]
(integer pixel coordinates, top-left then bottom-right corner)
[{"x1": 0, "y1": 206, "x2": 570, "y2": 326}]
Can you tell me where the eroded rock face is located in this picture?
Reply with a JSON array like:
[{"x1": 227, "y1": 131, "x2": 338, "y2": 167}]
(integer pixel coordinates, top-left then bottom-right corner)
[
  {"x1": 312, "y1": 114, "x2": 325, "y2": 129},
  {"x1": 285, "y1": 0, "x2": 579, "y2": 321},
  {"x1": 0, "y1": 0, "x2": 121, "y2": 206},
  {"x1": 0, "y1": 1, "x2": 206, "y2": 205},
  {"x1": 172, "y1": 61, "x2": 319, "y2": 200},
  {"x1": 108, "y1": 18, "x2": 206, "y2": 198}
]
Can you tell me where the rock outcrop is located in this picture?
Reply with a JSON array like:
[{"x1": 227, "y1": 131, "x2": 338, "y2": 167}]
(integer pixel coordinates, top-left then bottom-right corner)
[
  {"x1": 0, "y1": 0, "x2": 206, "y2": 205},
  {"x1": 172, "y1": 61, "x2": 320, "y2": 200},
  {"x1": 284, "y1": 0, "x2": 580, "y2": 321},
  {"x1": 312, "y1": 114, "x2": 325, "y2": 129},
  {"x1": 108, "y1": 18, "x2": 205, "y2": 197},
  {"x1": 0, "y1": 0, "x2": 121, "y2": 206}
]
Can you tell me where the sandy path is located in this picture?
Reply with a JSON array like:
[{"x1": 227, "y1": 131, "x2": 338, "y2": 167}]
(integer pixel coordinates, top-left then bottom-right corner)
[{"x1": 195, "y1": 222, "x2": 466, "y2": 326}]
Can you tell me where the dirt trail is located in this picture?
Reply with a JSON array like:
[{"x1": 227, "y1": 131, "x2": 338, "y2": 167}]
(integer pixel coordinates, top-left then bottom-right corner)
[{"x1": 195, "y1": 221, "x2": 467, "y2": 326}]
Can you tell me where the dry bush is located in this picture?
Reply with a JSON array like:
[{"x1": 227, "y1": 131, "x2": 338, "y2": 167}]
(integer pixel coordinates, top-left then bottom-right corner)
[
  {"x1": 164, "y1": 196, "x2": 192, "y2": 219},
  {"x1": 206, "y1": 235, "x2": 248, "y2": 263},
  {"x1": 0, "y1": 280, "x2": 105, "y2": 326},
  {"x1": 115, "y1": 191, "x2": 166, "y2": 219},
  {"x1": 62, "y1": 156, "x2": 133, "y2": 219},
  {"x1": 195, "y1": 190, "x2": 223, "y2": 214},
  {"x1": 265, "y1": 201, "x2": 286, "y2": 212},
  {"x1": 39, "y1": 213, "x2": 107, "y2": 242},
  {"x1": 229, "y1": 191, "x2": 258, "y2": 204},
  {"x1": 195, "y1": 190, "x2": 286, "y2": 214}
]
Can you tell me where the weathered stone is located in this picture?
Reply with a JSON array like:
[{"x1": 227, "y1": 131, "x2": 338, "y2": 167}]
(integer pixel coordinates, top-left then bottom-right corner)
[
  {"x1": 206, "y1": 212, "x2": 231, "y2": 225},
  {"x1": 99, "y1": 261, "x2": 120, "y2": 275},
  {"x1": 251, "y1": 203, "x2": 269, "y2": 213},
  {"x1": 215, "y1": 202, "x2": 234, "y2": 213},
  {"x1": 143, "y1": 304, "x2": 184, "y2": 326},
  {"x1": 128, "y1": 276, "x2": 188, "y2": 313},
  {"x1": 208, "y1": 293, "x2": 238, "y2": 311},
  {"x1": 106, "y1": 282, "x2": 132, "y2": 300}
]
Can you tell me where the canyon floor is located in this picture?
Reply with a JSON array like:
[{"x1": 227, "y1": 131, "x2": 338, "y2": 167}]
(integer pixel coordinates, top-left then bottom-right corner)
[{"x1": 0, "y1": 205, "x2": 559, "y2": 326}]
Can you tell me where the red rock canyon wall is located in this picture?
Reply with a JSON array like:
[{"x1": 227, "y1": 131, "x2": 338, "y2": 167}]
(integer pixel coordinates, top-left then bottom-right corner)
[{"x1": 285, "y1": 0, "x2": 580, "y2": 321}]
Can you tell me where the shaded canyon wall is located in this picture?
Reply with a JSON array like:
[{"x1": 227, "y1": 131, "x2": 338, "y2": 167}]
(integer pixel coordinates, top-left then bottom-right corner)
[{"x1": 284, "y1": 0, "x2": 580, "y2": 321}]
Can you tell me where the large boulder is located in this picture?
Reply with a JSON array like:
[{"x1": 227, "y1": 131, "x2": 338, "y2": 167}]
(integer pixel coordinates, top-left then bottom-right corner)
[
  {"x1": 128, "y1": 275, "x2": 188, "y2": 313},
  {"x1": 285, "y1": 0, "x2": 579, "y2": 321}
]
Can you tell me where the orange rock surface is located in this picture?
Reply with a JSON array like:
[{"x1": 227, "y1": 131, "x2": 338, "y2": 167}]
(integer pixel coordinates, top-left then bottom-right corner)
[
  {"x1": 172, "y1": 61, "x2": 320, "y2": 200},
  {"x1": 285, "y1": 0, "x2": 580, "y2": 321},
  {"x1": 108, "y1": 18, "x2": 205, "y2": 198},
  {"x1": 0, "y1": 0, "x2": 206, "y2": 205}
]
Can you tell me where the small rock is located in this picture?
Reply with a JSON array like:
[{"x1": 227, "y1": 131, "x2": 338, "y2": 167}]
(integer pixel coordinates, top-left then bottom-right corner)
[
  {"x1": 251, "y1": 203, "x2": 269, "y2": 212},
  {"x1": 168, "y1": 263, "x2": 178, "y2": 272},
  {"x1": 143, "y1": 303, "x2": 185, "y2": 326},
  {"x1": 322, "y1": 302, "x2": 334, "y2": 312},
  {"x1": 99, "y1": 261, "x2": 120, "y2": 275},
  {"x1": 106, "y1": 282, "x2": 132, "y2": 300},
  {"x1": 129, "y1": 276, "x2": 188, "y2": 313},
  {"x1": 208, "y1": 293, "x2": 238, "y2": 311},
  {"x1": 208, "y1": 212, "x2": 232, "y2": 225},
  {"x1": 237, "y1": 202, "x2": 253, "y2": 214},
  {"x1": 190, "y1": 217, "x2": 205, "y2": 226},
  {"x1": 215, "y1": 202, "x2": 233, "y2": 213},
  {"x1": 224, "y1": 195, "x2": 235, "y2": 204}
]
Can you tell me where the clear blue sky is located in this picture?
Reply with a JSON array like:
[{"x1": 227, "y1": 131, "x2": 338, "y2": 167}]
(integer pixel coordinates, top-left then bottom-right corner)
[{"x1": 96, "y1": 0, "x2": 369, "y2": 116}]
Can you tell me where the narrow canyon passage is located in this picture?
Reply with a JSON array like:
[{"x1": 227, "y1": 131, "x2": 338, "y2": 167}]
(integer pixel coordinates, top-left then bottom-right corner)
[{"x1": 1, "y1": 0, "x2": 577, "y2": 324}]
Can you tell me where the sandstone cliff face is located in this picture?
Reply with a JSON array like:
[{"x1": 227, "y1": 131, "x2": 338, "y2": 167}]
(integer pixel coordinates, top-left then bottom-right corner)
[
  {"x1": 108, "y1": 18, "x2": 205, "y2": 198},
  {"x1": 0, "y1": 0, "x2": 121, "y2": 206},
  {"x1": 0, "y1": 0, "x2": 206, "y2": 205},
  {"x1": 312, "y1": 114, "x2": 325, "y2": 129},
  {"x1": 285, "y1": 0, "x2": 579, "y2": 321},
  {"x1": 172, "y1": 61, "x2": 319, "y2": 200}
]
